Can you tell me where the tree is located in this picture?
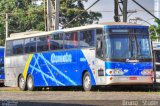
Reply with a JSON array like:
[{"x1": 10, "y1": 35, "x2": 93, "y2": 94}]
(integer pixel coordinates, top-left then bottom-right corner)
[
  {"x1": 0, "y1": 0, "x2": 45, "y2": 45},
  {"x1": 59, "y1": 0, "x2": 102, "y2": 28},
  {"x1": 0, "y1": 0, "x2": 102, "y2": 46},
  {"x1": 150, "y1": 19, "x2": 160, "y2": 40}
]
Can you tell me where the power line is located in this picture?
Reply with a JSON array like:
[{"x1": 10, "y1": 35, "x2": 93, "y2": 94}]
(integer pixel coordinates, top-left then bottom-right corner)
[
  {"x1": 132, "y1": 0, "x2": 160, "y2": 21},
  {"x1": 62, "y1": 0, "x2": 100, "y2": 28}
]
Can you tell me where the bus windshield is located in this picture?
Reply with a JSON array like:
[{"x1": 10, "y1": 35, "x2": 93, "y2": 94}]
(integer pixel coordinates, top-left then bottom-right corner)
[
  {"x1": 136, "y1": 34, "x2": 151, "y2": 59},
  {"x1": 106, "y1": 30, "x2": 151, "y2": 59}
]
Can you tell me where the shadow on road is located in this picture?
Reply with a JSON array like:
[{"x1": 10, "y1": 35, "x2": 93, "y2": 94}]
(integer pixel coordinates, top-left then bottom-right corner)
[
  {"x1": 0, "y1": 100, "x2": 124, "y2": 106},
  {"x1": 32, "y1": 85, "x2": 160, "y2": 92},
  {"x1": 1, "y1": 83, "x2": 160, "y2": 92}
]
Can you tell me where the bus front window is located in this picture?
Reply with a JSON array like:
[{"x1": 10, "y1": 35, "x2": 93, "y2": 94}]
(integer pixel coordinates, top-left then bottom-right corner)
[
  {"x1": 106, "y1": 34, "x2": 130, "y2": 59},
  {"x1": 105, "y1": 29, "x2": 152, "y2": 60}
]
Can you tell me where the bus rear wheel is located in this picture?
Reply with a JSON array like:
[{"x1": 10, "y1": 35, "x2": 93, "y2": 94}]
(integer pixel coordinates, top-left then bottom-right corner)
[
  {"x1": 18, "y1": 75, "x2": 26, "y2": 91},
  {"x1": 0, "y1": 83, "x2": 4, "y2": 87},
  {"x1": 27, "y1": 75, "x2": 35, "y2": 91},
  {"x1": 83, "y1": 71, "x2": 92, "y2": 91}
]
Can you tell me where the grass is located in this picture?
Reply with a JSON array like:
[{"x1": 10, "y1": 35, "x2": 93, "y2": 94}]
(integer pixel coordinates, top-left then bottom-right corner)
[{"x1": 0, "y1": 87, "x2": 20, "y2": 92}]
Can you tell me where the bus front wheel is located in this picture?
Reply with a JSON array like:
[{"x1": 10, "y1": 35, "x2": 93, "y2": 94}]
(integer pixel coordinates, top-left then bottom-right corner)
[
  {"x1": 18, "y1": 75, "x2": 26, "y2": 91},
  {"x1": 27, "y1": 75, "x2": 35, "y2": 91},
  {"x1": 83, "y1": 71, "x2": 92, "y2": 91}
]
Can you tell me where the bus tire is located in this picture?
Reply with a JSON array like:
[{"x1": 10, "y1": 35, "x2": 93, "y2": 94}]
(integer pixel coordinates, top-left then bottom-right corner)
[
  {"x1": 83, "y1": 71, "x2": 92, "y2": 91},
  {"x1": 0, "y1": 83, "x2": 4, "y2": 87},
  {"x1": 18, "y1": 75, "x2": 26, "y2": 91},
  {"x1": 27, "y1": 74, "x2": 35, "y2": 91}
]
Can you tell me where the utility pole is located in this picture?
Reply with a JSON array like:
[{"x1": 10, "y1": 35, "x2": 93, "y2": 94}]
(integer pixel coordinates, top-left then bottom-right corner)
[
  {"x1": 114, "y1": 0, "x2": 120, "y2": 22},
  {"x1": 46, "y1": 0, "x2": 53, "y2": 31},
  {"x1": 114, "y1": 0, "x2": 128, "y2": 22},
  {"x1": 5, "y1": 13, "x2": 8, "y2": 38},
  {"x1": 54, "y1": 0, "x2": 59, "y2": 30},
  {"x1": 123, "y1": 0, "x2": 128, "y2": 22},
  {"x1": 46, "y1": 0, "x2": 60, "y2": 31},
  {"x1": 44, "y1": 0, "x2": 47, "y2": 31}
]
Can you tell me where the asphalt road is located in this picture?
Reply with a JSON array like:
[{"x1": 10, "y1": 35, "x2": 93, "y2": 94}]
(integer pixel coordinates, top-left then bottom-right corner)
[{"x1": 0, "y1": 86, "x2": 160, "y2": 106}]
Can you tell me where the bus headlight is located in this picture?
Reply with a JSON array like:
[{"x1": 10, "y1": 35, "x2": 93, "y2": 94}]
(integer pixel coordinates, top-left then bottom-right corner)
[
  {"x1": 141, "y1": 69, "x2": 152, "y2": 75},
  {"x1": 106, "y1": 69, "x2": 124, "y2": 75}
]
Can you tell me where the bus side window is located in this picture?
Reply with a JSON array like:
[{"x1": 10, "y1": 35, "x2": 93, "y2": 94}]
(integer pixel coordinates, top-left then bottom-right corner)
[
  {"x1": 37, "y1": 36, "x2": 49, "y2": 52},
  {"x1": 50, "y1": 34, "x2": 63, "y2": 50},
  {"x1": 24, "y1": 38, "x2": 36, "y2": 53},
  {"x1": 64, "y1": 32, "x2": 78, "y2": 49},
  {"x1": 13, "y1": 40, "x2": 24, "y2": 55},
  {"x1": 30, "y1": 38, "x2": 37, "y2": 52},
  {"x1": 80, "y1": 30, "x2": 95, "y2": 47},
  {"x1": 24, "y1": 38, "x2": 30, "y2": 53},
  {"x1": 6, "y1": 41, "x2": 13, "y2": 56}
]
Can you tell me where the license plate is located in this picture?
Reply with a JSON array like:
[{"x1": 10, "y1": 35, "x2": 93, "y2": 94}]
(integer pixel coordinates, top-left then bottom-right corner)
[{"x1": 129, "y1": 77, "x2": 137, "y2": 80}]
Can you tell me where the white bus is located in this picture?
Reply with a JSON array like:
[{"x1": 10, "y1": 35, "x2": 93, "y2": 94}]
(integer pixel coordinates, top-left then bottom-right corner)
[{"x1": 5, "y1": 22, "x2": 153, "y2": 91}]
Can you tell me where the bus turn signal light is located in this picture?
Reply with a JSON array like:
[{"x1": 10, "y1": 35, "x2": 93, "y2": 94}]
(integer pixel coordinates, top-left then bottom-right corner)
[
  {"x1": 109, "y1": 71, "x2": 112, "y2": 74},
  {"x1": 110, "y1": 77, "x2": 113, "y2": 80}
]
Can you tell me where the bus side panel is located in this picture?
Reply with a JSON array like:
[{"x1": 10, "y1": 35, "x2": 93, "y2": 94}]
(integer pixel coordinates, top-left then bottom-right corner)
[
  {"x1": 27, "y1": 50, "x2": 82, "y2": 87},
  {"x1": 5, "y1": 55, "x2": 28, "y2": 87},
  {"x1": 80, "y1": 49, "x2": 96, "y2": 86},
  {"x1": 26, "y1": 49, "x2": 96, "y2": 87}
]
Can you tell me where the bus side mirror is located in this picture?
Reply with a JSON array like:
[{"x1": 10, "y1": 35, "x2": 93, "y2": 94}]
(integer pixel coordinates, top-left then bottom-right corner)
[{"x1": 96, "y1": 39, "x2": 104, "y2": 58}]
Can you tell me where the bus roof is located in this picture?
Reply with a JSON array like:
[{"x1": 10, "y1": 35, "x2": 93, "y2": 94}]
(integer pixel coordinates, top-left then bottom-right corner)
[
  {"x1": 0, "y1": 46, "x2": 4, "y2": 49},
  {"x1": 10, "y1": 31, "x2": 43, "y2": 38},
  {"x1": 100, "y1": 22, "x2": 147, "y2": 26},
  {"x1": 6, "y1": 22, "x2": 148, "y2": 41}
]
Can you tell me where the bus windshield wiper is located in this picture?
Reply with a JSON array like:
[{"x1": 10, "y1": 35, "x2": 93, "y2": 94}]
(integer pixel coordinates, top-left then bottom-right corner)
[
  {"x1": 135, "y1": 34, "x2": 141, "y2": 59},
  {"x1": 129, "y1": 34, "x2": 136, "y2": 59}
]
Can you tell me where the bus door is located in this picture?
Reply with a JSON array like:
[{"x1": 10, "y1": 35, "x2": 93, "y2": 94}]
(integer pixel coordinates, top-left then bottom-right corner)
[{"x1": 95, "y1": 34, "x2": 106, "y2": 84}]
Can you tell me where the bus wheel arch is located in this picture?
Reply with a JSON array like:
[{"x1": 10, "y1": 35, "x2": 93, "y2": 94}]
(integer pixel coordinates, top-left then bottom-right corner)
[
  {"x1": 18, "y1": 74, "x2": 26, "y2": 91},
  {"x1": 26, "y1": 74, "x2": 35, "y2": 91},
  {"x1": 82, "y1": 70, "x2": 92, "y2": 91}
]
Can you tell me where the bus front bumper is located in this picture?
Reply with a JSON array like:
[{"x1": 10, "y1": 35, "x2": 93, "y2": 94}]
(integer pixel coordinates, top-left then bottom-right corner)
[{"x1": 97, "y1": 76, "x2": 153, "y2": 85}]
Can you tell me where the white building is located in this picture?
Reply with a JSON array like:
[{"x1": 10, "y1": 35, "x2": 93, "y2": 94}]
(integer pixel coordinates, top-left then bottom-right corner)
[{"x1": 154, "y1": 0, "x2": 160, "y2": 18}]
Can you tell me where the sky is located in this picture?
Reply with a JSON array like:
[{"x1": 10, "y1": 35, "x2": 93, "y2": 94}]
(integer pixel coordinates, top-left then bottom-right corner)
[{"x1": 84, "y1": 0, "x2": 157, "y2": 25}]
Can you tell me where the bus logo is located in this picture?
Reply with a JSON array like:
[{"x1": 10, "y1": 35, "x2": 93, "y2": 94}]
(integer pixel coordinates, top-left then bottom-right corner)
[{"x1": 51, "y1": 53, "x2": 72, "y2": 63}]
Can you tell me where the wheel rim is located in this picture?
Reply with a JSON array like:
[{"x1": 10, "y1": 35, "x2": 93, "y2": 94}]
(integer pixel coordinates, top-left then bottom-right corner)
[
  {"x1": 84, "y1": 75, "x2": 91, "y2": 89},
  {"x1": 19, "y1": 77, "x2": 25, "y2": 89},
  {"x1": 28, "y1": 77, "x2": 33, "y2": 89}
]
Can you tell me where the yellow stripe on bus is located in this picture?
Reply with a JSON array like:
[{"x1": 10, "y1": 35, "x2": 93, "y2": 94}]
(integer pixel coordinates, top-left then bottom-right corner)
[{"x1": 23, "y1": 54, "x2": 33, "y2": 80}]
